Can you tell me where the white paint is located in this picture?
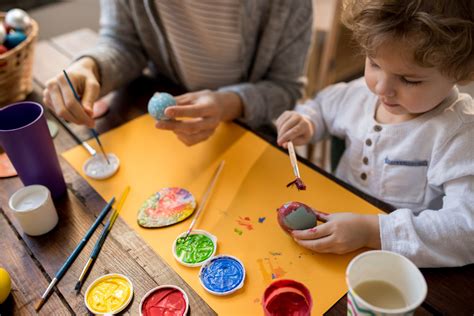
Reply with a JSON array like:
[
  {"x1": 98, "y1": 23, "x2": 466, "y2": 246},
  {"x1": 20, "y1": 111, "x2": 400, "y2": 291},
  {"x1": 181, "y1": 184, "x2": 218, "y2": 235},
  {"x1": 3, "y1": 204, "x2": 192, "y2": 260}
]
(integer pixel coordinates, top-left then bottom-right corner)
[
  {"x1": 83, "y1": 153, "x2": 120, "y2": 180},
  {"x1": 8, "y1": 185, "x2": 58, "y2": 236}
]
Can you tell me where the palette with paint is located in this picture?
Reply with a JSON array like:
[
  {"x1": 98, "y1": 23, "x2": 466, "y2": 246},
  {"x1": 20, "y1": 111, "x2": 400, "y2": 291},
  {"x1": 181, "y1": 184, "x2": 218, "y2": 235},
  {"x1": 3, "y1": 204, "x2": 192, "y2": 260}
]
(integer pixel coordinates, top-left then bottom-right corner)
[
  {"x1": 84, "y1": 273, "x2": 133, "y2": 315},
  {"x1": 139, "y1": 285, "x2": 189, "y2": 316},
  {"x1": 199, "y1": 255, "x2": 245, "y2": 296},
  {"x1": 138, "y1": 187, "x2": 196, "y2": 228},
  {"x1": 172, "y1": 229, "x2": 217, "y2": 267},
  {"x1": 277, "y1": 201, "x2": 318, "y2": 234},
  {"x1": 83, "y1": 153, "x2": 120, "y2": 180}
]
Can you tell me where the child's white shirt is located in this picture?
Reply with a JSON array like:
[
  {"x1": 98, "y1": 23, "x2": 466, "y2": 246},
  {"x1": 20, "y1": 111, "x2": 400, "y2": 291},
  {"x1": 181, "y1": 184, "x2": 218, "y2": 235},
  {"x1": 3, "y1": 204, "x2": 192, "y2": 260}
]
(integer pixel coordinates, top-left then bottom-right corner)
[{"x1": 296, "y1": 78, "x2": 474, "y2": 267}]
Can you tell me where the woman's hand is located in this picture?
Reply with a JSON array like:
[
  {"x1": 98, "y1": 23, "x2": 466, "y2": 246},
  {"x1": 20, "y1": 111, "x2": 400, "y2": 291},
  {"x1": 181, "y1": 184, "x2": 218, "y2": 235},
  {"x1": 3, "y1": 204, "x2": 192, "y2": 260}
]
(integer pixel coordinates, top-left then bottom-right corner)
[
  {"x1": 275, "y1": 111, "x2": 314, "y2": 148},
  {"x1": 292, "y1": 212, "x2": 381, "y2": 255},
  {"x1": 42, "y1": 57, "x2": 100, "y2": 128},
  {"x1": 155, "y1": 90, "x2": 243, "y2": 146}
]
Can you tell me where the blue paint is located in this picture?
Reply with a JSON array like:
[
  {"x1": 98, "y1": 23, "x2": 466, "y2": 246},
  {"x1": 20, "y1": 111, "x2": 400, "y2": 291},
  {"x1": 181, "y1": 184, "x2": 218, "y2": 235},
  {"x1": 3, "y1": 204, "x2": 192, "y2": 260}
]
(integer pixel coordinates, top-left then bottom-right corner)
[
  {"x1": 200, "y1": 256, "x2": 244, "y2": 294},
  {"x1": 258, "y1": 217, "x2": 266, "y2": 223},
  {"x1": 148, "y1": 92, "x2": 176, "y2": 120}
]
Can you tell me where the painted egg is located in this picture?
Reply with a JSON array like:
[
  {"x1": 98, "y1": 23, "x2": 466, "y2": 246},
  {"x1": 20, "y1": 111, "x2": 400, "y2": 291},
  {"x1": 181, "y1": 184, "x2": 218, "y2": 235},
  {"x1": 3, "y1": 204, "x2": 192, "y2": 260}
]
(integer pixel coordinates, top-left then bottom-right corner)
[
  {"x1": 5, "y1": 9, "x2": 31, "y2": 31},
  {"x1": 148, "y1": 92, "x2": 176, "y2": 120},
  {"x1": 277, "y1": 201, "x2": 317, "y2": 233},
  {"x1": 4, "y1": 31, "x2": 27, "y2": 49},
  {"x1": 0, "y1": 267, "x2": 11, "y2": 304},
  {"x1": 0, "y1": 24, "x2": 6, "y2": 45},
  {"x1": 0, "y1": 45, "x2": 7, "y2": 55},
  {"x1": 137, "y1": 187, "x2": 196, "y2": 228}
]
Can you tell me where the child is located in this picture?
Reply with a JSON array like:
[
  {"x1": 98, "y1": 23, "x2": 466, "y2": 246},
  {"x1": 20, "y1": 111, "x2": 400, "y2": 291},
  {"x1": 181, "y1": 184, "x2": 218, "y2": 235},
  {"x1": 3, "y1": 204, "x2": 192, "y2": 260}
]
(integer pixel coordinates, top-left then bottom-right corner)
[{"x1": 276, "y1": 0, "x2": 474, "y2": 267}]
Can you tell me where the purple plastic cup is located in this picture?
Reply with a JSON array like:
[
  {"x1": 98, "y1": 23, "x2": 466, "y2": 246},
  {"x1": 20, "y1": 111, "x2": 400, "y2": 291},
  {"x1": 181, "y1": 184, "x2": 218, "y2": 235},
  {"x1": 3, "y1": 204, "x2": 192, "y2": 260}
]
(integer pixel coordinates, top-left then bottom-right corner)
[{"x1": 0, "y1": 101, "x2": 66, "y2": 198}]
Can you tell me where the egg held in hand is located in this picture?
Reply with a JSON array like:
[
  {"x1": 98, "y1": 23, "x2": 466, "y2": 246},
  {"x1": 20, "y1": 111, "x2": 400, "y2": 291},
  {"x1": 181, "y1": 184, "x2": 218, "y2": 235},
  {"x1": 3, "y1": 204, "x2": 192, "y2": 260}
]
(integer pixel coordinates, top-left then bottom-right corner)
[{"x1": 277, "y1": 201, "x2": 317, "y2": 233}]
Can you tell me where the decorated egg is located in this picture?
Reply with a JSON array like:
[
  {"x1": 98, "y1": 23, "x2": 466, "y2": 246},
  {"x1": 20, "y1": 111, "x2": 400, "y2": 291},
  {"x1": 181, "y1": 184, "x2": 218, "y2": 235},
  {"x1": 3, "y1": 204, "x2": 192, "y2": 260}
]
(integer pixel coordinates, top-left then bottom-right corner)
[
  {"x1": 137, "y1": 187, "x2": 196, "y2": 228},
  {"x1": 0, "y1": 45, "x2": 7, "y2": 55},
  {"x1": 277, "y1": 201, "x2": 317, "y2": 233},
  {"x1": 0, "y1": 24, "x2": 6, "y2": 45},
  {"x1": 0, "y1": 267, "x2": 11, "y2": 304},
  {"x1": 4, "y1": 31, "x2": 27, "y2": 49},
  {"x1": 5, "y1": 9, "x2": 31, "y2": 31},
  {"x1": 148, "y1": 92, "x2": 176, "y2": 120}
]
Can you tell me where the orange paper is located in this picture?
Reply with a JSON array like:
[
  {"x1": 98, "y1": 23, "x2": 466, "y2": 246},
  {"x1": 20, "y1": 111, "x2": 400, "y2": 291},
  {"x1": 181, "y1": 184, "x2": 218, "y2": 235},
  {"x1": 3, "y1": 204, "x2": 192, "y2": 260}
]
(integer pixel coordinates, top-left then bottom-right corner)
[{"x1": 62, "y1": 115, "x2": 384, "y2": 315}]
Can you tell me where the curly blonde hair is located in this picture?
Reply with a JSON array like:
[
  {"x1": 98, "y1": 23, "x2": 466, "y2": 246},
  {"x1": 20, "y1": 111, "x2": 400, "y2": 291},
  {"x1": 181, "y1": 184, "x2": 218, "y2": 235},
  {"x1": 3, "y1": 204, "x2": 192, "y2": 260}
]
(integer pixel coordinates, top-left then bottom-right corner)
[{"x1": 341, "y1": 0, "x2": 474, "y2": 81}]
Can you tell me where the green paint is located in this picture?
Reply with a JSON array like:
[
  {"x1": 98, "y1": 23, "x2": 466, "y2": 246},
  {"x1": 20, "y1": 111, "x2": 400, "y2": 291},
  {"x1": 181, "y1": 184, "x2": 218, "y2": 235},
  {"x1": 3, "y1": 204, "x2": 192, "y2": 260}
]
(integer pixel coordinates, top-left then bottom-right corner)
[
  {"x1": 234, "y1": 228, "x2": 243, "y2": 235},
  {"x1": 175, "y1": 234, "x2": 215, "y2": 264}
]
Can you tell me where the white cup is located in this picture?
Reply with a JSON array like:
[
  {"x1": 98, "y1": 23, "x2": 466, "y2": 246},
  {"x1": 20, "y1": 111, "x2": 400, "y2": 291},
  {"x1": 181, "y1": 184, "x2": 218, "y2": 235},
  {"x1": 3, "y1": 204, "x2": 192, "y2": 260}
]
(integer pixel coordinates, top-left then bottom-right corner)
[
  {"x1": 346, "y1": 250, "x2": 427, "y2": 316},
  {"x1": 8, "y1": 185, "x2": 58, "y2": 236}
]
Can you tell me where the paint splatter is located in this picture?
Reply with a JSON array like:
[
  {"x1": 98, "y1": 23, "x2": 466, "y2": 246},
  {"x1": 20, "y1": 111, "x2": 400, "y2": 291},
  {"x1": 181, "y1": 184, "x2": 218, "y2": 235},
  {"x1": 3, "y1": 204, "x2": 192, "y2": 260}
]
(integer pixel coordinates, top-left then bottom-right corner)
[
  {"x1": 269, "y1": 252, "x2": 282, "y2": 256},
  {"x1": 254, "y1": 298, "x2": 260, "y2": 304},
  {"x1": 257, "y1": 257, "x2": 287, "y2": 282},
  {"x1": 234, "y1": 228, "x2": 243, "y2": 236},
  {"x1": 236, "y1": 216, "x2": 253, "y2": 230},
  {"x1": 258, "y1": 217, "x2": 266, "y2": 223}
]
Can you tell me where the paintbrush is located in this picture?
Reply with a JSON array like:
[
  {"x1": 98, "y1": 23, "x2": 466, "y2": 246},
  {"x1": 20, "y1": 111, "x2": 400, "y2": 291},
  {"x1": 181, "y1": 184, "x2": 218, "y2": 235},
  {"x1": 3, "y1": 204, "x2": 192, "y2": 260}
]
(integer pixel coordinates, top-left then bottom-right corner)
[
  {"x1": 74, "y1": 186, "x2": 130, "y2": 293},
  {"x1": 286, "y1": 141, "x2": 306, "y2": 190},
  {"x1": 62, "y1": 69, "x2": 110, "y2": 164},
  {"x1": 35, "y1": 197, "x2": 116, "y2": 312},
  {"x1": 48, "y1": 110, "x2": 97, "y2": 157},
  {"x1": 183, "y1": 161, "x2": 225, "y2": 240}
]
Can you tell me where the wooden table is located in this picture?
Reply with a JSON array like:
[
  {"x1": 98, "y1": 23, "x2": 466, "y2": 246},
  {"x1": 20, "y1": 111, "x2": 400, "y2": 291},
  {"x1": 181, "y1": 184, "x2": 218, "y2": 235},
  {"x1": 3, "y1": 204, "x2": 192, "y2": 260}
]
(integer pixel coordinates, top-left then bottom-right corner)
[{"x1": 0, "y1": 29, "x2": 473, "y2": 315}]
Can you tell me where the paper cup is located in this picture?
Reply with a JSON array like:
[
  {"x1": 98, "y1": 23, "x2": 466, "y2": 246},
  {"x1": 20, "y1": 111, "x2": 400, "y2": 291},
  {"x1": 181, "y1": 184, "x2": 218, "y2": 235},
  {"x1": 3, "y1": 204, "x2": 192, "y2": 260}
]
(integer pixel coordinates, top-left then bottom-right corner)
[
  {"x1": 346, "y1": 250, "x2": 427, "y2": 316},
  {"x1": 139, "y1": 285, "x2": 189, "y2": 316},
  {"x1": 85, "y1": 273, "x2": 134, "y2": 315},
  {"x1": 172, "y1": 229, "x2": 217, "y2": 267},
  {"x1": 8, "y1": 185, "x2": 58, "y2": 236}
]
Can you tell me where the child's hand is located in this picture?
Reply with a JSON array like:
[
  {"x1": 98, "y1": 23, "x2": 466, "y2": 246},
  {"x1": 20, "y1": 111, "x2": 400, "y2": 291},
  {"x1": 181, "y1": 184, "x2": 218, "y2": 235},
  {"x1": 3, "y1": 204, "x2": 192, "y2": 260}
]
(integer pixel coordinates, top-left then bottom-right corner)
[
  {"x1": 292, "y1": 212, "x2": 381, "y2": 254},
  {"x1": 275, "y1": 111, "x2": 314, "y2": 148}
]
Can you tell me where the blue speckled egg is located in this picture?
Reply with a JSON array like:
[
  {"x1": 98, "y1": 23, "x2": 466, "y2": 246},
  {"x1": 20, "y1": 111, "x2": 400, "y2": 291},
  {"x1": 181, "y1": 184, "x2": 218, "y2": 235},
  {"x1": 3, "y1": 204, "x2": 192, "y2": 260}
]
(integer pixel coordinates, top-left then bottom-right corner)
[
  {"x1": 148, "y1": 92, "x2": 176, "y2": 120},
  {"x1": 4, "y1": 31, "x2": 26, "y2": 49}
]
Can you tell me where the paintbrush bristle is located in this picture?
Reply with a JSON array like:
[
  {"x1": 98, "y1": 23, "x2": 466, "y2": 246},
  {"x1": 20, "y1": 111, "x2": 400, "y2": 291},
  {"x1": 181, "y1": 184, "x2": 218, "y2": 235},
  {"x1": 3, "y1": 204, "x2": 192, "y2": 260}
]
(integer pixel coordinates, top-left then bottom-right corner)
[
  {"x1": 286, "y1": 177, "x2": 307, "y2": 191},
  {"x1": 74, "y1": 281, "x2": 82, "y2": 293},
  {"x1": 35, "y1": 298, "x2": 45, "y2": 311}
]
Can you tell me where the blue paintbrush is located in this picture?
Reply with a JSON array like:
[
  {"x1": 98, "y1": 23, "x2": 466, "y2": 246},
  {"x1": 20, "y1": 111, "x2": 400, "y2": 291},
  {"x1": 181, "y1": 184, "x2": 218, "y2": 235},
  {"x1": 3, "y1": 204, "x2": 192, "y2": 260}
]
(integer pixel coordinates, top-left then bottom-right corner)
[
  {"x1": 35, "y1": 197, "x2": 116, "y2": 311},
  {"x1": 74, "y1": 186, "x2": 130, "y2": 293},
  {"x1": 62, "y1": 69, "x2": 110, "y2": 164}
]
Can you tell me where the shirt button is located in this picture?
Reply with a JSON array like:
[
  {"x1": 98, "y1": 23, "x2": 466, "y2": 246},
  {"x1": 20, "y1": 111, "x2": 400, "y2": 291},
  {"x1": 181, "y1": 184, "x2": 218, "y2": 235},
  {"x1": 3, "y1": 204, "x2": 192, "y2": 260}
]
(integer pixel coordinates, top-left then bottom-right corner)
[
  {"x1": 363, "y1": 157, "x2": 369, "y2": 165},
  {"x1": 374, "y1": 125, "x2": 383, "y2": 132},
  {"x1": 365, "y1": 139, "x2": 372, "y2": 146},
  {"x1": 360, "y1": 172, "x2": 367, "y2": 180}
]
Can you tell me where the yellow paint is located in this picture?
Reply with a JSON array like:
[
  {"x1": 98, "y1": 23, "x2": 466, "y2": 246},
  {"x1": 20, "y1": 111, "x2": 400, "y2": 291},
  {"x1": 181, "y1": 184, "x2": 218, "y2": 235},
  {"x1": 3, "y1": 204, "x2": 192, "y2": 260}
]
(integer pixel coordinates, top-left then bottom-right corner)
[
  {"x1": 86, "y1": 275, "x2": 131, "y2": 313},
  {"x1": 63, "y1": 116, "x2": 384, "y2": 316},
  {"x1": 0, "y1": 268, "x2": 11, "y2": 304}
]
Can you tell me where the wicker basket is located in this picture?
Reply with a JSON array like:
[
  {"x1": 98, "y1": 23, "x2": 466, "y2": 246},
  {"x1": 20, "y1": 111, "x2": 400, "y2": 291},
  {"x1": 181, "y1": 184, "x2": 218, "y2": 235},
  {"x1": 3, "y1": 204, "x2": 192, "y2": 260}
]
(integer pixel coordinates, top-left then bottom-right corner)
[{"x1": 0, "y1": 13, "x2": 38, "y2": 107}]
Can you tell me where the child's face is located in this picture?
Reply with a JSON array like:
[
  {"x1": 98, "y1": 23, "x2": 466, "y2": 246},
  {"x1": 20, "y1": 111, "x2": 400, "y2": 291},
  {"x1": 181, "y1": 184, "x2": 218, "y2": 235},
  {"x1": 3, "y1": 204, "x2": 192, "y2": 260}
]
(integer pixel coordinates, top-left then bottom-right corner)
[{"x1": 364, "y1": 39, "x2": 455, "y2": 119}]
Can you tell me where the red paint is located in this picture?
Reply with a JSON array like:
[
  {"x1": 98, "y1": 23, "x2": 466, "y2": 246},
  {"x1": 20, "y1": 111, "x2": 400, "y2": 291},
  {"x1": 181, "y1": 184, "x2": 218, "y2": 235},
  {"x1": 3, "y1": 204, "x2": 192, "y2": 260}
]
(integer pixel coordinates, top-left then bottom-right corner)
[
  {"x1": 141, "y1": 287, "x2": 187, "y2": 316},
  {"x1": 263, "y1": 279, "x2": 312, "y2": 316}
]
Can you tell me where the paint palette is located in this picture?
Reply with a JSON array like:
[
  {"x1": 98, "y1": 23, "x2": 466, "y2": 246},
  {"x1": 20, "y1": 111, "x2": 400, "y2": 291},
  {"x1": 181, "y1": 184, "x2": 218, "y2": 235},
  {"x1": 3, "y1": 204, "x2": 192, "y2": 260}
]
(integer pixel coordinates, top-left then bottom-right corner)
[
  {"x1": 262, "y1": 279, "x2": 313, "y2": 316},
  {"x1": 173, "y1": 229, "x2": 217, "y2": 267},
  {"x1": 83, "y1": 153, "x2": 120, "y2": 180},
  {"x1": 139, "y1": 285, "x2": 189, "y2": 316},
  {"x1": 199, "y1": 255, "x2": 245, "y2": 296},
  {"x1": 137, "y1": 187, "x2": 196, "y2": 228},
  {"x1": 84, "y1": 273, "x2": 134, "y2": 315},
  {"x1": 277, "y1": 201, "x2": 317, "y2": 233}
]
